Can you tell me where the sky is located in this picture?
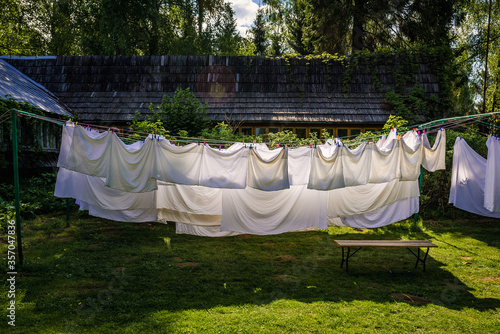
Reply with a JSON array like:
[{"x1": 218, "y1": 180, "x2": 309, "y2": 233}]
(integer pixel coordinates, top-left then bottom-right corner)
[{"x1": 231, "y1": 0, "x2": 261, "y2": 37}]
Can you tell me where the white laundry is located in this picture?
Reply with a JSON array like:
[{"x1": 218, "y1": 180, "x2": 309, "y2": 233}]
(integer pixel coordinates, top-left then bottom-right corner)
[
  {"x1": 484, "y1": 136, "x2": 500, "y2": 213},
  {"x1": 449, "y1": 137, "x2": 500, "y2": 218}
]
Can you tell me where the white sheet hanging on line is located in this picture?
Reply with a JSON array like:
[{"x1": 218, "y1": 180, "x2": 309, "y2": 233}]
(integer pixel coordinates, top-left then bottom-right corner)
[
  {"x1": 152, "y1": 141, "x2": 204, "y2": 185},
  {"x1": 156, "y1": 182, "x2": 222, "y2": 226},
  {"x1": 247, "y1": 147, "x2": 290, "y2": 191},
  {"x1": 327, "y1": 179, "x2": 419, "y2": 218},
  {"x1": 449, "y1": 137, "x2": 500, "y2": 218},
  {"x1": 76, "y1": 200, "x2": 157, "y2": 222},
  {"x1": 66, "y1": 126, "x2": 111, "y2": 177},
  {"x1": 484, "y1": 136, "x2": 500, "y2": 213},
  {"x1": 199, "y1": 145, "x2": 248, "y2": 189},
  {"x1": 422, "y1": 129, "x2": 446, "y2": 172},
  {"x1": 220, "y1": 185, "x2": 328, "y2": 235},
  {"x1": 105, "y1": 134, "x2": 158, "y2": 193},
  {"x1": 55, "y1": 168, "x2": 156, "y2": 210},
  {"x1": 330, "y1": 197, "x2": 420, "y2": 229}
]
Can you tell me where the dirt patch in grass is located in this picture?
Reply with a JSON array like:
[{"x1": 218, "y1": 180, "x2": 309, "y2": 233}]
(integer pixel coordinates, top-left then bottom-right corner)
[
  {"x1": 390, "y1": 293, "x2": 432, "y2": 305},
  {"x1": 88, "y1": 244, "x2": 103, "y2": 248},
  {"x1": 477, "y1": 277, "x2": 500, "y2": 282},
  {"x1": 461, "y1": 256, "x2": 472, "y2": 260},
  {"x1": 276, "y1": 255, "x2": 297, "y2": 261},
  {"x1": 124, "y1": 258, "x2": 136, "y2": 262},
  {"x1": 177, "y1": 262, "x2": 199, "y2": 267},
  {"x1": 50, "y1": 235, "x2": 76, "y2": 242},
  {"x1": 170, "y1": 257, "x2": 183, "y2": 261},
  {"x1": 262, "y1": 242, "x2": 275, "y2": 246},
  {"x1": 237, "y1": 234, "x2": 253, "y2": 239}
]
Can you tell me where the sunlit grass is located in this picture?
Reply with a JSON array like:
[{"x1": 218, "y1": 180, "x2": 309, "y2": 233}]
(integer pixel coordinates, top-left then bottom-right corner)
[{"x1": 0, "y1": 214, "x2": 499, "y2": 333}]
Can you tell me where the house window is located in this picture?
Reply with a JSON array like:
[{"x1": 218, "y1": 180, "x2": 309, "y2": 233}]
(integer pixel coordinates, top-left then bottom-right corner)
[
  {"x1": 338, "y1": 128, "x2": 348, "y2": 139},
  {"x1": 255, "y1": 128, "x2": 266, "y2": 136},
  {"x1": 351, "y1": 129, "x2": 361, "y2": 137},
  {"x1": 240, "y1": 127, "x2": 252, "y2": 136},
  {"x1": 295, "y1": 128, "x2": 306, "y2": 138},
  {"x1": 268, "y1": 127, "x2": 279, "y2": 133}
]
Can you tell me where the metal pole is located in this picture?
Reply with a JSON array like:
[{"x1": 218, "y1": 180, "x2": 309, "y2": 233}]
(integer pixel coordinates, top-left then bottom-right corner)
[
  {"x1": 11, "y1": 109, "x2": 23, "y2": 265},
  {"x1": 483, "y1": 0, "x2": 493, "y2": 113}
]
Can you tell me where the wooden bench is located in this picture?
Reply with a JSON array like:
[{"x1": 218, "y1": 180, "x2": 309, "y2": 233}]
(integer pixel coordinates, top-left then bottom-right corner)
[{"x1": 333, "y1": 240, "x2": 438, "y2": 272}]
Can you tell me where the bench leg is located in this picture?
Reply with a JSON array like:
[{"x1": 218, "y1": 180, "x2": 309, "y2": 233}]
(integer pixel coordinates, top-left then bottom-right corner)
[
  {"x1": 408, "y1": 247, "x2": 431, "y2": 272},
  {"x1": 340, "y1": 247, "x2": 362, "y2": 272}
]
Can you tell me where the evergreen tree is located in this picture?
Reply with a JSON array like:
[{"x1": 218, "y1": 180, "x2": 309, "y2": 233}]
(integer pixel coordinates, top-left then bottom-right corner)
[
  {"x1": 213, "y1": 3, "x2": 242, "y2": 55},
  {"x1": 250, "y1": 7, "x2": 268, "y2": 56}
]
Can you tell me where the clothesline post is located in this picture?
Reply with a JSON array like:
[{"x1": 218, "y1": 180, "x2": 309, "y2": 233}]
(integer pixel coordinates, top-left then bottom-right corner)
[
  {"x1": 11, "y1": 109, "x2": 24, "y2": 265},
  {"x1": 66, "y1": 198, "x2": 70, "y2": 227},
  {"x1": 414, "y1": 164, "x2": 424, "y2": 227}
]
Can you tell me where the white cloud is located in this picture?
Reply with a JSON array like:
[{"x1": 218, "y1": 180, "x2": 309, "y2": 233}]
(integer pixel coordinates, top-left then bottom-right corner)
[{"x1": 230, "y1": 0, "x2": 260, "y2": 37}]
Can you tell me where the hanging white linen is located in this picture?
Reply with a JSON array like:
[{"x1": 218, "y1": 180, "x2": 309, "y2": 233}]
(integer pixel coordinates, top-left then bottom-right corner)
[
  {"x1": 308, "y1": 144, "x2": 344, "y2": 190},
  {"x1": 449, "y1": 137, "x2": 500, "y2": 218},
  {"x1": 156, "y1": 183, "x2": 222, "y2": 225},
  {"x1": 342, "y1": 142, "x2": 372, "y2": 186},
  {"x1": 199, "y1": 145, "x2": 248, "y2": 188},
  {"x1": 368, "y1": 139, "x2": 402, "y2": 183},
  {"x1": 105, "y1": 134, "x2": 157, "y2": 193},
  {"x1": 247, "y1": 147, "x2": 290, "y2": 191},
  {"x1": 327, "y1": 179, "x2": 419, "y2": 218},
  {"x1": 152, "y1": 141, "x2": 203, "y2": 185},
  {"x1": 329, "y1": 197, "x2": 419, "y2": 229},
  {"x1": 55, "y1": 167, "x2": 156, "y2": 210},
  {"x1": 220, "y1": 185, "x2": 328, "y2": 235},
  {"x1": 288, "y1": 147, "x2": 312, "y2": 186},
  {"x1": 484, "y1": 136, "x2": 500, "y2": 213},
  {"x1": 400, "y1": 140, "x2": 423, "y2": 181},
  {"x1": 422, "y1": 129, "x2": 446, "y2": 172},
  {"x1": 57, "y1": 123, "x2": 74, "y2": 167},
  {"x1": 175, "y1": 222, "x2": 240, "y2": 237},
  {"x1": 66, "y1": 126, "x2": 111, "y2": 177},
  {"x1": 76, "y1": 200, "x2": 157, "y2": 222}
]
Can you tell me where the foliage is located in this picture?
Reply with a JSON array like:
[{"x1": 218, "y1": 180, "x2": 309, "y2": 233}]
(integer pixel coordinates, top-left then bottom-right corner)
[
  {"x1": 250, "y1": 7, "x2": 268, "y2": 56},
  {"x1": 129, "y1": 111, "x2": 170, "y2": 140},
  {"x1": 199, "y1": 121, "x2": 248, "y2": 143},
  {"x1": 0, "y1": 0, "x2": 245, "y2": 56},
  {"x1": 145, "y1": 88, "x2": 210, "y2": 137},
  {"x1": 382, "y1": 115, "x2": 409, "y2": 133},
  {"x1": 0, "y1": 172, "x2": 69, "y2": 226}
]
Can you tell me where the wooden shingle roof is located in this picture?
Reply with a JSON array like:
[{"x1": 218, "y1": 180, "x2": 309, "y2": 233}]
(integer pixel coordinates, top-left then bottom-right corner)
[
  {"x1": 4, "y1": 55, "x2": 440, "y2": 126},
  {"x1": 0, "y1": 58, "x2": 73, "y2": 116}
]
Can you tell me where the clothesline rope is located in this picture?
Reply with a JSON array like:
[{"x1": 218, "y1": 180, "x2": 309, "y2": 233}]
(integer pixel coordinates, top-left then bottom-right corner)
[{"x1": 11, "y1": 108, "x2": 499, "y2": 147}]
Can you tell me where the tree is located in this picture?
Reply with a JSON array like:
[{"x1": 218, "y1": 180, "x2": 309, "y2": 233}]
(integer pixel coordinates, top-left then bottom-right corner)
[
  {"x1": 213, "y1": 3, "x2": 242, "y2": 55},
  {"x1": 147, "y1": 88, "x2": 210, "y2": 137},
  {"x1": 250, "y1": 7, "x2": 268, "y2": 56},
  {"x1": 287, "y1": 0, "x2": 314, "y2": 55}
]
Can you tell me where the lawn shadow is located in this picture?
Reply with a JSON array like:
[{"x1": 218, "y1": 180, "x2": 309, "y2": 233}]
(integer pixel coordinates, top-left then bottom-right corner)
[{"x1": 11, "y1": 216, "x2": 500, "y2": 332}]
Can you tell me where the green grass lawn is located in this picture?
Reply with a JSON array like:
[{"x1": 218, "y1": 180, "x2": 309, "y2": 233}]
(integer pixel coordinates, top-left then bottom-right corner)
[{"x1": 1, "y1": 214, "x2": 499, "y2": 333}]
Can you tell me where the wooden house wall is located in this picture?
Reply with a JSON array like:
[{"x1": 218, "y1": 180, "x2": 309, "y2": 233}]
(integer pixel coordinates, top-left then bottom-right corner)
[{"x1": 5, "y1": 55, "x2": 441, "y2": 132}]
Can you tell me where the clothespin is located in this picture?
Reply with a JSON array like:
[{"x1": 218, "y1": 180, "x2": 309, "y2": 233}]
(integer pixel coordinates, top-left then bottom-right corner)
[
  {"x1": 198, "y1": 141, "x2": 200, "y2": 145},
  {"x1": 219, "y1": 145, "x2": 221, "y2": 151},
  {"x1": 310, "y1": 143, "x2": 312, "y2": 148},
  {"x1": 250, "y1": 144, "x2": 253, "y2": 149},
  {"x1": 439, "y1": 127, "x2": 442, "y2": 130},
  {"x1": 244, "y1": 143, "x2": 247, "y2": 148},
  {"x1": 423, "y1": 130, "x2": 426, "y2": 134},
  {"x1": 204, "y1": 140, "x2": 206, "y2": 145},
  {"x1": 277, "y1": 143, "x2": 280, "y2": 148},
  {"x1": 314, "y1": 143, "x2": 317, "y2": 148},
  {"x1": 75, "y1": 122, "x2": 78, "y2": 126},
  {"x1": 283, "y1": 144, "x2": 286, "y2": 148}
]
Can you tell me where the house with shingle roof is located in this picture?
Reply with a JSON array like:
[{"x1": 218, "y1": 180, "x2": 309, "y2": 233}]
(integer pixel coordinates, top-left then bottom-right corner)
[{"x1": 3, "y1": 54, "x2": 441, "y2": 140}]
